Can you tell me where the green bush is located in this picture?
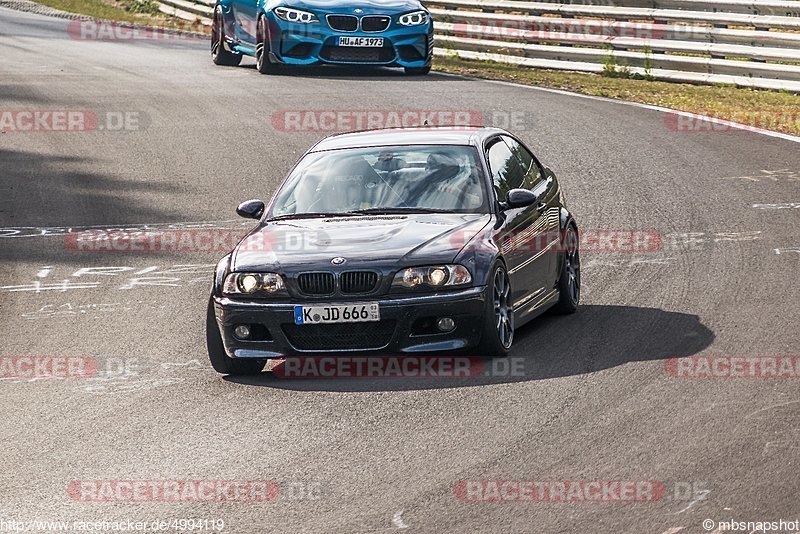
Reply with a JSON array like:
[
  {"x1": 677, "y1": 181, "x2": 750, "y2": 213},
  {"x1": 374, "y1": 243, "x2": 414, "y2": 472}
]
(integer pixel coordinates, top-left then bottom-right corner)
[{"x1": 123, "y1": 0, "x2": 161, "y2": 15}]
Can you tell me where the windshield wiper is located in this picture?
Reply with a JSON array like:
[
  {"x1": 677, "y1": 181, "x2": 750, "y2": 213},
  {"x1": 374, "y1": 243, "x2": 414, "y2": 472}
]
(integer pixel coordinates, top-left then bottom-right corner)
[
  {"x1": 268, "y1": 212, "x2": 360, "y2": 221},
  {"x1": 346, "y1": 207, "x2": 452, "y2": 215}
]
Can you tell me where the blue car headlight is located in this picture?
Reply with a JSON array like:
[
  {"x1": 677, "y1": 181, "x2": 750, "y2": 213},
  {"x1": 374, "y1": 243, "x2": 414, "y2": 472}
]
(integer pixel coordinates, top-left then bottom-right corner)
[
  {"x1": 397, "y1": 10, "x2": 429, "y2": 26},
  {"x1": 274, "y1": 6, "x2": 319, "y2": 24}
]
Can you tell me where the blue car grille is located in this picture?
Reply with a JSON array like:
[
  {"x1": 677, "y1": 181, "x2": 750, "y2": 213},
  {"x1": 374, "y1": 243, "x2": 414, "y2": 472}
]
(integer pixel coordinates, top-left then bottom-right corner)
[
  {"x1": 327, "y1": 15, "x2": 358, "y2": 32},
  {"x1": 362, "y1": 16, "x2": 391, "y2": 32},
  {"x1": 321, "y1": 45, "x2": 394, "y2": 63}
]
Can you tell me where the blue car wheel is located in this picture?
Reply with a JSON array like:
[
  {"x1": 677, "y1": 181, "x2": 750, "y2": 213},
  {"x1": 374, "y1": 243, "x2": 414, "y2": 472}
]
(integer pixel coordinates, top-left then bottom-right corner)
[
  {"x1": 211, "y1": 6, "x2": 241, "y2": 67},
  {"x1": 405, "y1": 65, "x2": 431, "y2": 76},
  {"x1": 256, "y1": 15, "x2": 279, "y2": 74}
]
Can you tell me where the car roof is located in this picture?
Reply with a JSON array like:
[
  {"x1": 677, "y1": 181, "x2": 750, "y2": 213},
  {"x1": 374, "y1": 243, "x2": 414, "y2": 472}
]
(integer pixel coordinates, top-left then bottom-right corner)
[{"x1": 309, "y1": 126, "x2": 510, "y2": 152}]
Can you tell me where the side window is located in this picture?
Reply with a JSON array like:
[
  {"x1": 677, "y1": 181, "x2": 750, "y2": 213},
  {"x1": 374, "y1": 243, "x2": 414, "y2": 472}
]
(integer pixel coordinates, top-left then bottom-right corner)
[
  {"x1": 487, "y1": 138, "x2": 524, "y2": 199},
  {"x1": 502, "y1": 136, "x2": 542, "y2": 190}
]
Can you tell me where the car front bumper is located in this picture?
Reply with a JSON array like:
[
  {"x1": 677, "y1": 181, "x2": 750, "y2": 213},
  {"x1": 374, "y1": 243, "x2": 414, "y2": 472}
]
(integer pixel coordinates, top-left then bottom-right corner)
[
  {"x1": 265, "y1": 15, "x2": 433, "y2": 68},
  {"x1": 213, "y1": 286, "x2": 486, "y2": 359}
]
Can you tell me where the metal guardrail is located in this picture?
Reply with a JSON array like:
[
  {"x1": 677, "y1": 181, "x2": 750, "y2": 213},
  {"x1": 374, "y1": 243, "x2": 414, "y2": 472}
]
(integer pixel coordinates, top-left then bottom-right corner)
[
  {"x1": 429, "y1": 0, "x2": 800, "y2": 91},
  {"x1": 489, "y1": 0, "x2": 800, "y2": 17},
  {"x1": 156, "y1": 0, "x2": 800, "y2": 91},
  {"x1": 157, "y1": 0, "x2": 211, "y2": 22},
  {"x1": 430, "y1": 0, "x2": 800, "y2": 30}
]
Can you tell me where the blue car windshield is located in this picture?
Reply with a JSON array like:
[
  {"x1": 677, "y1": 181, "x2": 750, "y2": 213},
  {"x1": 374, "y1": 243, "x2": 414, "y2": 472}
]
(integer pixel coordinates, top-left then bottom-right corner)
[{"x1": 270, "y1": 145, "x2": 488, "y2": 216}]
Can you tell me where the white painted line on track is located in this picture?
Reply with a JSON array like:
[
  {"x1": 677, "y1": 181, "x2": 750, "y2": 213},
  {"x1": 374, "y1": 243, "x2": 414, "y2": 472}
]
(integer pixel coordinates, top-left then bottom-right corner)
[
  {"x1": 0, "y1": 220, "x2": 245, "y2": 238},
  {"x1": 752, "y1": 202, "x2": 800, "y2": 209},
  {"x1": 674, "y1": 489, "x2": 711, "y2": 514}
]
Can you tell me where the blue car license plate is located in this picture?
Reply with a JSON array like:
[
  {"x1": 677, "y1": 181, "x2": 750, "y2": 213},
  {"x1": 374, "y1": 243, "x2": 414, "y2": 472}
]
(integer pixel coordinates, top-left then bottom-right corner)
[{"x1": 338, "y1": 37, "x2": 384, "y2": 48}]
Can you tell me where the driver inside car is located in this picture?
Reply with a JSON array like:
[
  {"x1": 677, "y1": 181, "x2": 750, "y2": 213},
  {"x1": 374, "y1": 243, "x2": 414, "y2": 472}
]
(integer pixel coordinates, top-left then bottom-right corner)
[{"x1": 424, "y1": 152, "x2": 483, "y2": 209}]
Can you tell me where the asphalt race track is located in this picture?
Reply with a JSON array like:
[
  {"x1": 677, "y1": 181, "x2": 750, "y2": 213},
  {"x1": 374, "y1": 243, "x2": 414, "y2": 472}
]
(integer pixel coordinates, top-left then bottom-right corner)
[{"x1": 1, "y1": 7, "x2": 799, "y2": 533}]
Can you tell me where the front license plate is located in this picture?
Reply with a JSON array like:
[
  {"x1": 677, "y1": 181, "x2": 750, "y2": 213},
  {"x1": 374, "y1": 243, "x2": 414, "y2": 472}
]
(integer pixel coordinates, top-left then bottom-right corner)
[
  {"x1": 338, "y1": 37, "x2": 384, "y2": 47},
  {"x1": 294, "y1": 303, "x2": 380, "y2": 325}
]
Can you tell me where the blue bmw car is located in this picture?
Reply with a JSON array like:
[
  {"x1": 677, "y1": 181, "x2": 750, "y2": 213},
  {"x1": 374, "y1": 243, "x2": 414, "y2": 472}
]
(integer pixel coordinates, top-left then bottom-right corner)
[{"x1": 211, "y1": 0, "x2": 434, "y2": 74}]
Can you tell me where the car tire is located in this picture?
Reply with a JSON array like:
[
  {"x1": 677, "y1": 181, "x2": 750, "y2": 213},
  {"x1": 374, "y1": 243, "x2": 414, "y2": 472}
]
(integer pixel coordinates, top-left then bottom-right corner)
[
  {"x1": 551, "y1": 224, "x2": 580, "y2": 315},
  {"x1": 211, "y1": 7, "x2": 242, "y2": 67},
  {"x1": 206, "y1": 298, "x2": 265, "y2": 375},
  {"x1": 476, "y1": 262, "x2": 514, "y2": 358},
  {"x1": 404, "y1": 65, "x2": 431, "y2": 75},
  {"x1": 256, "y1": 16, "x2": 279, "y2": 75}
]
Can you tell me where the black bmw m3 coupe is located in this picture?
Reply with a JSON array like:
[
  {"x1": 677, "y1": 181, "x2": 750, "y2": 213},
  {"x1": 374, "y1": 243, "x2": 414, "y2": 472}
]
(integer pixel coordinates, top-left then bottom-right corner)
[{"x1": 207, "y1": 127, "x2": 580, "y2": 375}]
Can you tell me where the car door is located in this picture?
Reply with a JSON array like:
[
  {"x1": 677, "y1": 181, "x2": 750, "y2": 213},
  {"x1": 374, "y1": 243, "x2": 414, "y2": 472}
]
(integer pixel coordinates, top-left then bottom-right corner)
[
  {"x1": 502, "y1": 135, "x2": 561, "y2": 291},
  {"x1": 486, "y1": 136, "x2": 550, "y2": 307},
  {"x1": 232, "y1": 0, "x2": 258, "y2": 44}
]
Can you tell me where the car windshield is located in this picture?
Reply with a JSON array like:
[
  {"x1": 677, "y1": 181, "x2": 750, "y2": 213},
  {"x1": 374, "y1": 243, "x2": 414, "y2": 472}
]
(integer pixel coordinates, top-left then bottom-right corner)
[{"x1": 270, "y1": 145, "x2": 488, "y2": 217}]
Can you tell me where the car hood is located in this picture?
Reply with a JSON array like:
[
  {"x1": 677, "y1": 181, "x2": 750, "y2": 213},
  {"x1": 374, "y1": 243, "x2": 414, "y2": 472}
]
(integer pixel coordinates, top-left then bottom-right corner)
[
  {"x1": 284, "y1": 0, "x2": 423, "y2": 14},
  {"x1": 232, "y1": 213, "x2": 489, "y2": 272}
]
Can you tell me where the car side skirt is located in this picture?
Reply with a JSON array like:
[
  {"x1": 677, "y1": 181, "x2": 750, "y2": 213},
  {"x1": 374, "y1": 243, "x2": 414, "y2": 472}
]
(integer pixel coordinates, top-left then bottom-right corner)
[{"x1": 513, "y1": 287, "x2": 560, "y2": 329}]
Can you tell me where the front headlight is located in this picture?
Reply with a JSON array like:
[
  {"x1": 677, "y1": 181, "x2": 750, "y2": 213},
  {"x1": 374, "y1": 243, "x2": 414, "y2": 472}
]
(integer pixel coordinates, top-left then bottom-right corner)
[
  {"x1": 274, "y1": 6, "x2": 318, "y2": 23},
  {"x1": 398, "y1": 10, "x2": 429, "y2": 26},
  {"x1": 223, "y1": 272, "x2": 287, "y2": 297},
  {"x1": 392, "y1": 265, "x2": 472, "y2": 290}
]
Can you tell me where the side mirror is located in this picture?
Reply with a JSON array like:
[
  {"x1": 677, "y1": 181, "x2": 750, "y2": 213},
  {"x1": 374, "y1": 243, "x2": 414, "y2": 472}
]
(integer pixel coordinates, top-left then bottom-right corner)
[
  {"x1": 236, "y1": 199, "x2": 265, "y2": 220},
  {"x1": 502, "y1": 189, "x2": 538, "y2": 210}
]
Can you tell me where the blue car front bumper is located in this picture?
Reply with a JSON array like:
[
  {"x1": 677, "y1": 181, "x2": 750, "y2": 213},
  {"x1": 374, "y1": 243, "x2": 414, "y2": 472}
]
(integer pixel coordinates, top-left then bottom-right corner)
[{"x1": 263, "y1": 14, "x2": 433, "y2": 68}]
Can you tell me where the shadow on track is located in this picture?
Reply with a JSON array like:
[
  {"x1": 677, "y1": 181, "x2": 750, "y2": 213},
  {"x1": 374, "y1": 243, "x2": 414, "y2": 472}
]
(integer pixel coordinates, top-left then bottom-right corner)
[
  {"x1": 0, "y1": 148, "x2": 183, "y2": 226},
  {"x1": 225, "y1": 304, "x2": 715, "y2": 392},
  {"x1": 0, "y1": 148, "x2": 186, "y2": 265}
]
